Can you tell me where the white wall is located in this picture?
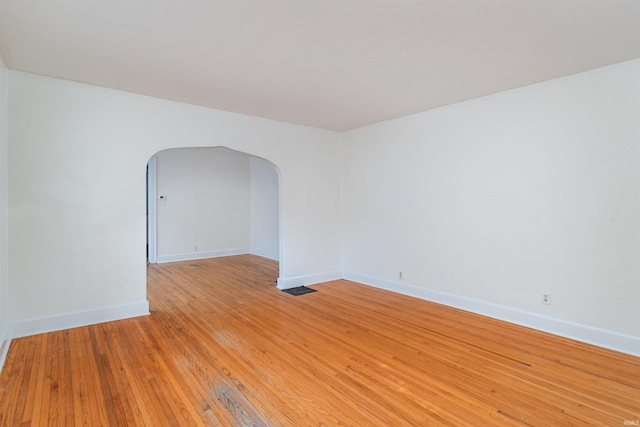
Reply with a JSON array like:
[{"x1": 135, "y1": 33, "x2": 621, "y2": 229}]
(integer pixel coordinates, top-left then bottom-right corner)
[
  {"x1": 155, "y1": 147, "x2": 251, "y2": 262},
  {"x1": 8, "y1": 71, "x2": 342, "y2": 336},
  {"x1": 250, "y1": 156, "x2": 280, "y2": 260},
  {"x1": 152, "y1": 148, "x2": 280, "y2": 263},
  {"x1": 342, "y1": 59, "x2": 640, "y2": 355},
  {"x1": 0, "y1": 55, "x2": 10, "y2": 367},
  {"x1": 5, "y1": 60, "x2": 638, "y2": 355}
]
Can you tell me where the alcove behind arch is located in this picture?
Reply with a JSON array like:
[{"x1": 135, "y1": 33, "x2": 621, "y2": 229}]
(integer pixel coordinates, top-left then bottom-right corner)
[{"x1": 147, "y1": 146, "x2": 281, "y2": 276}]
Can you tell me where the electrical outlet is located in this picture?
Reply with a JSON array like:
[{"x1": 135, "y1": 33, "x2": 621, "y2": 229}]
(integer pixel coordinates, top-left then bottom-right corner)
[
  {"x1": 398, "y1": 271, "x2": 403, "y2": 280},
  {"x1": 541, "y1": 293, "x2": 551, "y2": 305}
]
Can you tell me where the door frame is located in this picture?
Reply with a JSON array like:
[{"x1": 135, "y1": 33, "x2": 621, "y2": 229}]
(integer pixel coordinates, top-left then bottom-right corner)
[{"x1": 147, "y1": 156, "x2": 158, "y2": 263}]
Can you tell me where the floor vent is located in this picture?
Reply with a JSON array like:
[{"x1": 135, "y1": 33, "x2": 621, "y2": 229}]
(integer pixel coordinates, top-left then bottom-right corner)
[{"x1": 281, "y1": 286, "x2": 317, "y2": 296}]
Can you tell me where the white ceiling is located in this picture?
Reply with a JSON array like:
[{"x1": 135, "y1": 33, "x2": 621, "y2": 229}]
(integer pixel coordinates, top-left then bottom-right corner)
[{"x1": 1, "y1": 0, "x2": 639, "y2": 131}]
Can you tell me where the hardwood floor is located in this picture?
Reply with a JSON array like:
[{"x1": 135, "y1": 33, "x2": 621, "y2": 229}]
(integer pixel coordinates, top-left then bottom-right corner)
[{"x1": 1, "y1": 255, "x2": 639, "y2": 426}]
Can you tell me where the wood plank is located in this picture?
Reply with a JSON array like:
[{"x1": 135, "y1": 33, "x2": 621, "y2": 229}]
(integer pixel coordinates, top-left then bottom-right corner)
[{"x1": 1, "y1": 254, "x2": 638, "y2": 425}]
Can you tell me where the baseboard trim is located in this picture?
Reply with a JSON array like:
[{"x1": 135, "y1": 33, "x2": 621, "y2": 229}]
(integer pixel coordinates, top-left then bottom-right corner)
[
  {"x1": 343, "y1": 271, "x2": 640, "y2": 357},
  {"x1": 249, "y1": 248, "x2": 279, "y2": 261},
  {"x1": 0, "y1": 326, "x2": 11, "y2": 373},
  {"x1": 156, "y1": 248, "x2": 249, "y2": 264},
  {"x1": 277, "y1": 270, "x2": 342, "y2": 290},
  {"x1": 11, "y1": 300, "x2": 150, "y2": 339}
]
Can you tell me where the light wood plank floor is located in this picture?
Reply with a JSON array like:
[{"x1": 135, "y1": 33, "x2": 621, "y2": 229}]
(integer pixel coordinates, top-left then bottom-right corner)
[{"x1": 1, "y1": 255, "x2": 639, "y2": 426}]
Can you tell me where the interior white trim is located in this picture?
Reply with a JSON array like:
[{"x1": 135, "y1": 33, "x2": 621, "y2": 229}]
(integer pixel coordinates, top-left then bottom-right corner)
[
  {"x1": 0, "y1": 327, "x2": 11, "y2": 372},
  {"x1": 342, "y1": 270, "x2": 640, "y2": 357},
  {"x1": 277, "y1": 270, "x2": 342, "y2": 290},
  {"x1": 156, "y1": 248, "x2": 249, "y2": 264},
  {"x1": 250, "y1": 248, "x2": 279, "y2": 261},
  {"x1": 147, "y1": 155, "x2": 157, "y2": 264},
  {"x1": 11, "y1": 300, "x2": 150, "y2": 339}
]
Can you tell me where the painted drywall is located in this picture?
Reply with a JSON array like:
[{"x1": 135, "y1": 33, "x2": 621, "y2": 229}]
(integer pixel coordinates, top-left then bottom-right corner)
[
  {"x1": 342, "y1": 59, "x2": 640, "y2": 352},
  {"x1": 8, "y1": 71, "x2": 342, "y2": 333},
  {"x1": 155, "y1": 147, "x2": 251, "y2": 262},
  {"x1": 151, "y1": 148, "x2": 280, "y2": 263},
  {"x1": 0, "y1": 55, "x2": 10, "y2": 365},
  {"x1": 250, "y1": 156, "x2": 280, "y2": 260},
  {"x1": 5, "y1": 59, "x2": 637, "y2": 355}
]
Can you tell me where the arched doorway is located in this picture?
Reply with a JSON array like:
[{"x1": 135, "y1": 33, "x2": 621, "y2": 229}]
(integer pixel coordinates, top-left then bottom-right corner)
[{"x1": 146, "y1": 147, "x2": 280, "y2": 275}]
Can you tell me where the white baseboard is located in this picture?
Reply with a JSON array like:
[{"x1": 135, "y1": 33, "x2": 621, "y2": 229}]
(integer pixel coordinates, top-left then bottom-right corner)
[
  {"x1": 249, "y1": 247, "x2": 279, "y2": 261},
  {"x1": 0, "y1": 326, "x2": 11, "y2": 373},
  {"x1": 156, "y1": 248, "x2": 249, "y2": 264},
  {"x1": 343, "y1": 271, "x2": 640, "y2": 357},
  {"x1": 11, "y1": 300, "x2": 150, "y2": 339},
  {"x1": 277, "y1": 270, "x2": 342, "y2": 290}
]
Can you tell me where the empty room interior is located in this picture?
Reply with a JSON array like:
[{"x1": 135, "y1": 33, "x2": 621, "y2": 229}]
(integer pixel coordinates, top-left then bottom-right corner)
[{"x1": 0, "y1": 0, "x2": 639, "y2": 425}]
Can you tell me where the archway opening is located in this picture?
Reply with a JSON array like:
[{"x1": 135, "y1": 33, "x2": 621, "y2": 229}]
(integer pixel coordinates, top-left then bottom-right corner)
[{"x1": 146, "y1": 146, "x2": 281, "y2": 279}]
